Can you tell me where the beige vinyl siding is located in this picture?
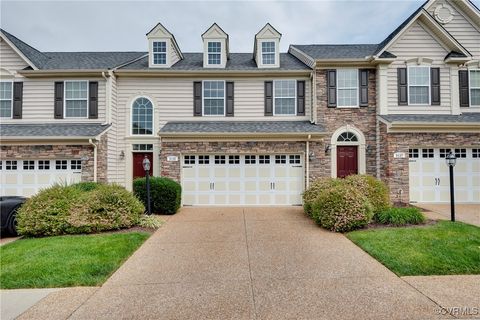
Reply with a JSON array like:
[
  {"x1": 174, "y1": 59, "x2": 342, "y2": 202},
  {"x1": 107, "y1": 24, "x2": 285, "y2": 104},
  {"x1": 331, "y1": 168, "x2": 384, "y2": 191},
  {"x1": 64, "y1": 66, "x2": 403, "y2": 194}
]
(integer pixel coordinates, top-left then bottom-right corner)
[
  {"x1": 386, "y1": 21, "x2": 451, "y2": 114},
  {"x1": 170, "y1": 43, "x2": 181, "y2": 66},
  {"x1": 0, "y1": 39, "x2": 29, "y2": 74},
  {"x1": 107, "y1": 74, "x2": 120, "y2": 183},
  {"x1": 428, "y1": 0, "x2": 480, "y2": 58},
  {"x1": 0, "y1": 78, "x2": 107, "y2": 123}
]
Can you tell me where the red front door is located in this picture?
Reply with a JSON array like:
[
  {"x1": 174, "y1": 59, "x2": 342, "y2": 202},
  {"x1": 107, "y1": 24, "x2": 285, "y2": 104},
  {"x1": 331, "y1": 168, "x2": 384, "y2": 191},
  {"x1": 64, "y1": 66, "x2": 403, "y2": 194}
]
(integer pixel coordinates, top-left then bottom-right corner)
[
  {"x1": 133, "y1": 153, "x2": 153, "y2": 180},
  {"x1": 337, "y1": 146, "x2": 358, "y2": 178}
]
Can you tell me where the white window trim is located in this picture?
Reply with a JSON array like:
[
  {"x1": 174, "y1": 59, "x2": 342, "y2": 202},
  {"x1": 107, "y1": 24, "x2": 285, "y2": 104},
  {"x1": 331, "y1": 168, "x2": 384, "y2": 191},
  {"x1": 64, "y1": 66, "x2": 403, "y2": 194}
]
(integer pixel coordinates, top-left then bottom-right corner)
[
  {"x1": 152, "y1": 41, "x2": 167, "y2": 66},
  {"x1": 408, "y1": 66, "x2": 431, "y2": 106},
  {"x1": 130, "y1": 96, "x2": 155, "y2": 136},
  {"x1": 261, "y1": 41, "x2": 276, "y2": 65},
  {"x1": 64, "y1": 80, "x2": 89, "y2": 119},
  {"x1": 469, "y1": 69, "x2": 480, "y2": 107},
  {"x1": 207, "y1": 41, "x2": 222, "y2": 66},
  {"x1": 336, "y1": 69, "x2": 359, "y2": 108},
  {"x1": 202, "y1": 80, "x2": 226, "y2": 116},
  {"x1": 273, "y1": 79, "x2": 297, "y2": 116},
  {"x1": 0, "y1": 81, "x2": 13, "y2": 119}
]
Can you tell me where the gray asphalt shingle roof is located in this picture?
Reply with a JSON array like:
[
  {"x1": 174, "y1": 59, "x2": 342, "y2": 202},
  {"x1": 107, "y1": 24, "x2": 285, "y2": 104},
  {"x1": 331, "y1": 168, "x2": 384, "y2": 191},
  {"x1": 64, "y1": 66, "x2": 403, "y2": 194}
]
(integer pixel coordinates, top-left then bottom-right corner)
[
  {"x1": 120, "y1": 52, "x2": 311, "y2": 71},
  {"x1": 290, "y1": 44, "x2": 381, "y2": 60},
  {"x1": 1, "y1": 29, "x2": 50, "y2": 68},
  {"x1": 379, "y1": 114, "x2": 480, "y2": 123},
  {"x1": 0, "y1": 123, "x2": 111, "y2": 137},
  {"x1": 40, "y1": 52, "x2": 146, "y2": 70},
  {"x1": 160, "y1": 121, "x2": 324, "y2": 134}
]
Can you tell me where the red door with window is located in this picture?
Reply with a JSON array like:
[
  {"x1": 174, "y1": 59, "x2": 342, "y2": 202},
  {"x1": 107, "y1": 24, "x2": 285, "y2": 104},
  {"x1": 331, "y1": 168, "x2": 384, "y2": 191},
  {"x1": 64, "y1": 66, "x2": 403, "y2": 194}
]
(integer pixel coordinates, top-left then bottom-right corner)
[
  {"x1": 337, "y1": 146, "x2": 358, "y2": 178},
  {"x1": 133, "y1": 153, "x2": 153, "y2": 180}
]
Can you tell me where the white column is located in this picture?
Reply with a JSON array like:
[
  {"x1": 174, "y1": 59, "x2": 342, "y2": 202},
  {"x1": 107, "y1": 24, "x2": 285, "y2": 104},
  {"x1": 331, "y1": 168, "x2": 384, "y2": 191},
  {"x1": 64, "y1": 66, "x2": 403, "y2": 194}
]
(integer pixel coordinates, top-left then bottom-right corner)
[
  {"x1": 450, "y1": 65, "x2": 460, "y2": 115},
  {"x1": 377, "y1": 64, "x2": 389, "y2": 115}
]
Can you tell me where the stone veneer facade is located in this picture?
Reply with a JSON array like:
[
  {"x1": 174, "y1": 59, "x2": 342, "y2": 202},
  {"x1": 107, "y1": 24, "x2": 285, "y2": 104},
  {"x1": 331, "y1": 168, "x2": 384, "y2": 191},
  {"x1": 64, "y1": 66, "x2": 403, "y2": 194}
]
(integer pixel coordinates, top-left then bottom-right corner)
[
  {"x1": 160, "y1": 140, "x2": 324, "y2": 184},
  {"x1": 315, "y1": 68, "x2": 378, "y2": 177},
  {"x1": 0, "y1": 134, "x2": 108, "y2": 183},
  {"x1": 378, "y1": 123, "x2": 480, "y2": 204}
]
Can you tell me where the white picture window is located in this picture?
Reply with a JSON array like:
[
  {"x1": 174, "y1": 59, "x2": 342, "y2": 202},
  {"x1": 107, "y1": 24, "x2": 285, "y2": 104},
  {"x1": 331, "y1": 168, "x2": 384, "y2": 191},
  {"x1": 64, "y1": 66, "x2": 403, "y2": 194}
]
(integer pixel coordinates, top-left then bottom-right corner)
[
  {"x1": 408, "y1": 67, "x2": 430, "y2": 105},
  {"x1": 261, "y1": 41, "x2": 275, "y2": 65},
  {"x1": 207, "y1": 42, "x2": 221, "y2": 65},
  {"x1": 203, "y1": 81, "x2": 225, "y2": 116},
  {"x1": 153, "y1": 41, "x2": 167, "y2": 65},
  {"x1": 337, "y1": 69, "x2": 358, "y2": 107},
  {"x1": 65, "y1": 81, "x2": 88, "y2": 118},
  {"x1": 274, "y1": 80, "x2": 296, "y2": 115},
  {"x1": 0, "y1": 82, "x2": 13, "y2": 118},
  {"x1": 132, "y1": 97, "x2": 153, "y2": 135},
  {"x1": 470, "y1": 70, "x2": 480, "y2": 106}
]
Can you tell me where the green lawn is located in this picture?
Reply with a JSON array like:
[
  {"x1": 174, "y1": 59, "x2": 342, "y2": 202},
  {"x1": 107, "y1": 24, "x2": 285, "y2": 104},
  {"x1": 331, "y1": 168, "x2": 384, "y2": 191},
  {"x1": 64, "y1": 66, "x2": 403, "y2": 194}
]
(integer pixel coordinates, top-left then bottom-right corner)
[
  {"x1": 347, "y1": 221, "x2": 480, "y2": 276},
  {"x1": 0, "y1": 232, "x2": 150, "y2": 289}
]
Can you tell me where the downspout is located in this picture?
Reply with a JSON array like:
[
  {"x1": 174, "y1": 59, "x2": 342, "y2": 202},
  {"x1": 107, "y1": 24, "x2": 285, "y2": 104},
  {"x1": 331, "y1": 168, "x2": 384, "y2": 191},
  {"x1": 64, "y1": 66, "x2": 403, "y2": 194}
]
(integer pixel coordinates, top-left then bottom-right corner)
[
  {"x1": 89, "y1": 138, "x2": 98, "y2": 182},
  {"x1": 306, "y1": 134, "x2": 311, "y2": 188},
  {"x1": 310, "y1": 71, "x2": 316, "y2": 124},
  {"x1": 375, "y1": 119, "x2": 381, "y2": 179}
]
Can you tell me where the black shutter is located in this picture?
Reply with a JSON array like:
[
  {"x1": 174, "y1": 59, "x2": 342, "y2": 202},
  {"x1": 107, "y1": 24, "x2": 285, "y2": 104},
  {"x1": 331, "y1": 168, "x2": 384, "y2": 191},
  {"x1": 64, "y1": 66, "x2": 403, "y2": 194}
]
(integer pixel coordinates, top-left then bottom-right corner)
[
  {"x1": 226, "y1": 81, "x2": 234, "y2": 117},
  {"x1": 54, "y1": 81, "x2": 64, "y2": 119},
  {"x1": 397, "y1": 68, "x2": 408, "y2": 106},
  {"x1": 359, "y1": 69, "x2": 369, "y2": 107},
  {"x1": 459, "y1": 70, "x2": 469, "y2": 108},
  {"x1": 193, "y1": 81, "x2": 202, "y2": 116},
  {"x1": 12, "y1": 82, "x2": 23, "y2": 119},
  {"x1": 88, "y1": 81, "x2": 98, "y2": 119},
  {"x1": 297, "y1": 80, "x2": 305, "y2": 116},
  {"x1": 430, "y1": 68, "x2": 440, "y2": 105},
  {"x1": 327, "y1": 70, "x2": 336, "y2": 107},
  {"x1": 264, "y1": 81, "x2": 273, "y2": 116}
]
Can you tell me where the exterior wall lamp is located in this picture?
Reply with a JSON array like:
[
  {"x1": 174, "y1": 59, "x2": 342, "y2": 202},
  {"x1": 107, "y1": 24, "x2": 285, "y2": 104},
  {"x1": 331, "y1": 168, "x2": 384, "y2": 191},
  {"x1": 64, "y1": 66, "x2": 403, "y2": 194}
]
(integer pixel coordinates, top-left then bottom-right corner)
[
  {"x1": 309, "y1": 152, "x2": 315, "y2": 161},
  {"x1": 119, "y1": 151, "x2": 125, "y2": 160},
  {"x1": 325, "y1": 144, "x2": 331, "y2": 154},
  {"x1": 445, "y1": 151, "x2": 456, "y2": 222}
]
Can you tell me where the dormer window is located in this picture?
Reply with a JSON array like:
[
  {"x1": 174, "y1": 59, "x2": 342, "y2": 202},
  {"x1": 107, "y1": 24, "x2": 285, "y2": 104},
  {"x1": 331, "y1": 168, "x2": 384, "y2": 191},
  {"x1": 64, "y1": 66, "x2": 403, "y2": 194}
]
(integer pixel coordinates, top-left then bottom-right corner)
[
  {"x1": 208, "y1": 42, "x2": 221, "y2": 65},
  {"x1": 262, "y1": 41, "x2": 275, "y2": 65},
  {"x1": 153, "y1": 41, "x2": 167, "y2": 65}
]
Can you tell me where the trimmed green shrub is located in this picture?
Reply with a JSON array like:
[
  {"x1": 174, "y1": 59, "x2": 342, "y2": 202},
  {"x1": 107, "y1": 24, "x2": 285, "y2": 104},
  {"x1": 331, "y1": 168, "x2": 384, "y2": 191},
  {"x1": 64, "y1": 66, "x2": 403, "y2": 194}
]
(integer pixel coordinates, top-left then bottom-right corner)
[
  {"x1": 375, "y1": 207, "x2": 425, "y2": 226},
  {"x1": 16, "y1": 184, "x2": 144, "y2": 237},
  {"x1": 71, "y1": 181, "x2": 101, "y2": 192},
  {"x1": 345, "y1": 175, "x2": 390, "y2": 215},
  {"x1": 302, "y1": 178, "x2": 341, "y2": 217},
  {"x1": 138, "y1": 215, "x2": 165, "y2": 229},
  {"x1": 133, "y1": 177, "x2": 181, "y2": 215},
  {"x1": 311, "y1": 184, "x2": 374, "y2": 232}
]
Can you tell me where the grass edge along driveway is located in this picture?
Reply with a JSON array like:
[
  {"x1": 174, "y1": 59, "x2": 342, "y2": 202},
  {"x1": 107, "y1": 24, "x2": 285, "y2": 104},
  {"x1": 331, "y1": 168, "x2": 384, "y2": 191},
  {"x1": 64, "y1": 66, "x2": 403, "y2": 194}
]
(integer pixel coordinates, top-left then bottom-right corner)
[
  {"x1": 347, "y1": 221, "x2": 480, "y2": 276},
  {"x1": 0, "y1": 232, "x2": 150, "y2": 289}
]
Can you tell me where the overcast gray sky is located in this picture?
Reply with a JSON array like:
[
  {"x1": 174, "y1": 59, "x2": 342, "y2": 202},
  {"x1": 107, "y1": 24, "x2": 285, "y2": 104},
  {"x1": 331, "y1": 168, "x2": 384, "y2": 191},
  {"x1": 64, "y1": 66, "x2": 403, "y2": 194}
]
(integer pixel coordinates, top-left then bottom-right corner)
[{"x1": 1, "y1": 0, "x2": 479, "y2": 53}]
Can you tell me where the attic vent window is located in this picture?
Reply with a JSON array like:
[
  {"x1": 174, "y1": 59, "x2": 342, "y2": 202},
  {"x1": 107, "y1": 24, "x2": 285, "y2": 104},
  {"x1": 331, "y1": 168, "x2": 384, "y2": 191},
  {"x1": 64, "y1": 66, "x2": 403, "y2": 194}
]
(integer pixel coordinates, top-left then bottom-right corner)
[
  {"x1": 434, "y1": 4, "x2": 454, "y2": 24},
  {"x1": 262, "y1": 41, "x2": 275, "y2": 65},
  {"x1": 153, "y1": 41, "x2": 167, "y2": 65},
  {"x1": 207, "y1": 42, "x2": 221, "y2": 65}
]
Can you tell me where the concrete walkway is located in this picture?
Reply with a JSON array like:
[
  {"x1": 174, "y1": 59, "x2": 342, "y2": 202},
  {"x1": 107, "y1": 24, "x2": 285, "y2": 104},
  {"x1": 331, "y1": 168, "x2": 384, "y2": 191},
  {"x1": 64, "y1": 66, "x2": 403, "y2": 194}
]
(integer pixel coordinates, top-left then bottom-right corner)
[
  {"x1": 18, "y1": 207, "x2": 462, "y2": 320},
  {"x1": 415, "y1": 203, "x2": 480, "y2": 226}
]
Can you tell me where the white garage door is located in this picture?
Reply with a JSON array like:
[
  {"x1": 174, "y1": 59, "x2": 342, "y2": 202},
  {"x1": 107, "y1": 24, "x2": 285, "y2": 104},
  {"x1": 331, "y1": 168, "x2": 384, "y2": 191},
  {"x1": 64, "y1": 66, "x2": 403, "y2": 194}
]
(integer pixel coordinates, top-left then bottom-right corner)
[
  {"x1": 182, "y1": 154, "x2": 304, "y2": 206},
  {"x1": 0, "y1": 159, "x2": 83, "y2": 197},
  {"x1": 409, "y1": 148, "x2": 480, "y2": 203}
]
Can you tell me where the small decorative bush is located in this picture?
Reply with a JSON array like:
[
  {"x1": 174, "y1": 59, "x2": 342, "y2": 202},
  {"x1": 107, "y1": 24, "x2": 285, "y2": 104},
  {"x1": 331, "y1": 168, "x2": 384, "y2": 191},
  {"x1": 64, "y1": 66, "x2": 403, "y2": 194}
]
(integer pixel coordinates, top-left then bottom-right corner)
[
  {"x1": 133, "y1": 177, "x2": 181, "y2": 215},
  {"x1": 303, "y1": 178, "x2": 341, "y2": 217},
  {"x1": 138, "y1": 215, "x2": 165, "y2": 229},
  {"x1": 345, "y1": 175, "x2": 390, "y2": 215},
  {"x1": 375, "y1": 207, "x2": 425, "y2": 226},
  {"x1": 311, "y1": 184, "x2": 374, "y2": 232},
  {"x1": 16, "y1": 184, "x2": 144, "y2": 237},
  {"x1": 71, "y1": 181, "x2": 101, "y2": 192}
]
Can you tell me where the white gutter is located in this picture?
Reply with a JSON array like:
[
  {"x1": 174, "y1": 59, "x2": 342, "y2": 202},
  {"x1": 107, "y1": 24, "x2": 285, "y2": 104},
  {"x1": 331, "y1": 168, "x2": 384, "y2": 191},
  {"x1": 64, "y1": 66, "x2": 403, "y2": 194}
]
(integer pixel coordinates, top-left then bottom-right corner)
[
  {"x1": 89, "y1": 138, "x2": 98, "y2": 182},
  {"x1": 306, "y1": 134, "x2": 311, "y2": 189}
]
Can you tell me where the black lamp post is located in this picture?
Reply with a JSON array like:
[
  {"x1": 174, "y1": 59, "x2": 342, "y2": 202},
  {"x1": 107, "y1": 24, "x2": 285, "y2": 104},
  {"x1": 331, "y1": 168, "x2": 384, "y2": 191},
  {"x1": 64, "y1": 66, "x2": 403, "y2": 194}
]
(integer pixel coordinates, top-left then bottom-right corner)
[
  {"x1": 445, "y1": 151, "x2": 456, "y2": 222},
  {"x1": 142, "y1": 155, "x2": 152, "y2": 215}
]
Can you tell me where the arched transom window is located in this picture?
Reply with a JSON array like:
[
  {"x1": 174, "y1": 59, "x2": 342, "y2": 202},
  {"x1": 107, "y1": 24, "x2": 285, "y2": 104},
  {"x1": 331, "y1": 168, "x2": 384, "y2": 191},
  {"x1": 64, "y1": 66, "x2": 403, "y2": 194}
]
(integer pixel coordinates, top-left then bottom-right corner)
[
  {"x1": 132, "y1": 97, "x2": 153, "y2": 135},
  {"x1": 337, "y1": 132, "x2": 358, "y2": 142}
]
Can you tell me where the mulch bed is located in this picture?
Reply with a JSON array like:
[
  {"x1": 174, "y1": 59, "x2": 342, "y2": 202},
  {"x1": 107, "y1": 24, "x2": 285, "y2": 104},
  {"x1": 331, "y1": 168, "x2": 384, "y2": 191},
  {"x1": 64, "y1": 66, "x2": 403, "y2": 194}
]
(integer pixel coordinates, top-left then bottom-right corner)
[{"x1": 362, "y1": 219, "x2": 438, "y2": 230}]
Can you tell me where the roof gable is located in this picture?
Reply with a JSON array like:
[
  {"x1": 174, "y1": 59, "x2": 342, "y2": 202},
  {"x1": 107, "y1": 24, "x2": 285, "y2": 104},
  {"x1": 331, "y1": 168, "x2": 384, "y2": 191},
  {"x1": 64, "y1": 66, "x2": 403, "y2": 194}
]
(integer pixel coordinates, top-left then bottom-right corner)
[
  {"x1": 255, "y1": 23, "x2": 282, "y2": 39},
  {"x1": 0, "y1": 29, "x2": 49, "y2": 70},
  {"x1": 146, "y1": 22, "x2": 173, "y2": 38},
  {"x1": 375, "y1": 9, "x2": 471, "y2": 59},
  {"x1": 201, "y1": 23, "x2": 228, "y2": 39}
]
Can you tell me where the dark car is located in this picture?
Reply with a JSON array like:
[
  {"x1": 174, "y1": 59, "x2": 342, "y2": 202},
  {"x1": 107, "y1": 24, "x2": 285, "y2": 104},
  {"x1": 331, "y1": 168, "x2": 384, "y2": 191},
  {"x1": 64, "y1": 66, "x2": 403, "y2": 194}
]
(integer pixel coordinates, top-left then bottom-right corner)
[{"x1": 0, "y1": 196, "x2": 26, "y2": 236}]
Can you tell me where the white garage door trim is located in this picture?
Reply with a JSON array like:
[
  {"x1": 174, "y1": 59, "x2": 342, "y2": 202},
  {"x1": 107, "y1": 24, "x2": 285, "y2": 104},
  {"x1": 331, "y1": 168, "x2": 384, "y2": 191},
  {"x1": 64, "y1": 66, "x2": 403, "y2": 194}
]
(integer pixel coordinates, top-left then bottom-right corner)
[
  {"x1": 409, "y1": 148, "x2": 480, "y2": 203},
  {"x1": 181, "y1": 153, "x2": 305, "y2": 206},
  {"x1": 0, "y1": 159, "x2": 83, "y2": 197}
]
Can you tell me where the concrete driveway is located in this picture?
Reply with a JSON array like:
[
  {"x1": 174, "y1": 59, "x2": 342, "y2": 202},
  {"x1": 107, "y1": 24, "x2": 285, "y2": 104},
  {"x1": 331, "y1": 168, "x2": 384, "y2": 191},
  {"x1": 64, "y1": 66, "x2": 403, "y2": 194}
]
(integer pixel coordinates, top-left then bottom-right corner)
[
  {"x1": 415, "y1": 203, "x2": 480, "y2": 226},
  {"x1": 20, "y1": 207, "x2": 455, "y2": 319}
]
